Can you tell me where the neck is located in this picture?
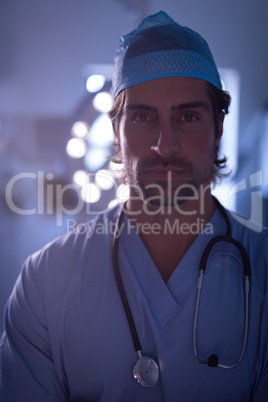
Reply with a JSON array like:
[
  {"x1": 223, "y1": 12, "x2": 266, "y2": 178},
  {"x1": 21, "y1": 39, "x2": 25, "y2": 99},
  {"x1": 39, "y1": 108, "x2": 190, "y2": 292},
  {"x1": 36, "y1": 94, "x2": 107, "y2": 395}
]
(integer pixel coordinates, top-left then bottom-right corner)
[
  {"x1": 126, "y1": 188, "x2": 216, "y2": 227},
  {"x1": 125, "y1": 189, "x2": 216, "y2": 283}
]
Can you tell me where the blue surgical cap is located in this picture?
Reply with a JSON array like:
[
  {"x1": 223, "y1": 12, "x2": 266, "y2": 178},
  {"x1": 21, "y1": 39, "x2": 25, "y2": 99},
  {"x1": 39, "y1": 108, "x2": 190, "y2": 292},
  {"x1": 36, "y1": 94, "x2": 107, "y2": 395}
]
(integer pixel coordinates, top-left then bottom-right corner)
[{"x1": 113, "y1": 11, "x2": 222, "y2": 99}]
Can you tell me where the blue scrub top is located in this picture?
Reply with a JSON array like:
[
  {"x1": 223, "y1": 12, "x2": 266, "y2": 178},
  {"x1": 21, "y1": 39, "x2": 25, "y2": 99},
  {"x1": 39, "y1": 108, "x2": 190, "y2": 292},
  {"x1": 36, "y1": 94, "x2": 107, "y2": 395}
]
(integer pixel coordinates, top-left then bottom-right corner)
[{"x1": 0, "y1": 204, "x2": 268, "y2": 401}]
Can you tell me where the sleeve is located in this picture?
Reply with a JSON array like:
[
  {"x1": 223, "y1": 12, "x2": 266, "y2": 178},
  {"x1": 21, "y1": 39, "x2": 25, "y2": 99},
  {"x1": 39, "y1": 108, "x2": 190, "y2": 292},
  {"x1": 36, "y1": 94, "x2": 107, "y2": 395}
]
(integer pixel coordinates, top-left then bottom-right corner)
[
  {"x1": 253, "y1": 367, "x2": 268, "y2": 401},
  {"x1": 0, "y1": 252, "x2": 68, "y2": 402},
  {"x1": 251, "y1": 230, "x2": 268, "y2": 401}
]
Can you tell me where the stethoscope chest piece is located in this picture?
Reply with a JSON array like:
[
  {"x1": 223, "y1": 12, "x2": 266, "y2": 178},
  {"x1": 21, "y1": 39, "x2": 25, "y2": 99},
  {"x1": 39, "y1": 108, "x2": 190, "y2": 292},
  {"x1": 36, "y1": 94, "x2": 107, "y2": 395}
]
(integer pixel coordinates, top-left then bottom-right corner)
[{"x1": 133, "y1": 355, "x2": 159, "y2": 387}]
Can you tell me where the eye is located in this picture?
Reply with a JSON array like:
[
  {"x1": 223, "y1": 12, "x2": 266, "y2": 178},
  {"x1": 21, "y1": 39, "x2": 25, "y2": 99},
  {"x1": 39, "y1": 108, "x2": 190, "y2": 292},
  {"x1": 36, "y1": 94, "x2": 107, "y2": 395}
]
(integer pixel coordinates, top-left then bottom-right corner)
[
  {"x1": 133, "y1": 113, "x2": 151, "y2": 123},
  {"x1": 174, "y1": 111, "x2": 199, "y2": 124},
  {"x1": 182, "y1": 113, "x2": 197, "y2": 122}
]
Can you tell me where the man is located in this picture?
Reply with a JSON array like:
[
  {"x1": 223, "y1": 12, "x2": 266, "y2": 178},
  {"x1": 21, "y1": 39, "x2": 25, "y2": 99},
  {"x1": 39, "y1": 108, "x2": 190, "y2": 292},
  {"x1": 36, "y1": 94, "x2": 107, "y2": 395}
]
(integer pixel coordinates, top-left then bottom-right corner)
[{"x1": 1, "y1": 10, "x2": 268, "y2": 402}]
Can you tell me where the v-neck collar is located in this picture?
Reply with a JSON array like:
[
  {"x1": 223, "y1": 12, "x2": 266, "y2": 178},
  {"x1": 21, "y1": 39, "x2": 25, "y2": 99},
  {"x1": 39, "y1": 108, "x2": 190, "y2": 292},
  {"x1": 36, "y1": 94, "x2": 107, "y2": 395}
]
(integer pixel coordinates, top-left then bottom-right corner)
[{"x1": 118, "y1": 208, "x2": 226, "y2": 329}]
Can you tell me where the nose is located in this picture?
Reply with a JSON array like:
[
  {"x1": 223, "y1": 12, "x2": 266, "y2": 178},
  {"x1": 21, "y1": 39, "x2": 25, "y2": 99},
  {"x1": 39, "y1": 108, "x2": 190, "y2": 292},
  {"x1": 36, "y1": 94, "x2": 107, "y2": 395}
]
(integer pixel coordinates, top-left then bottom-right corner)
[{"x1": 150, "y1": 120, "x2": 180, "y2": 157}]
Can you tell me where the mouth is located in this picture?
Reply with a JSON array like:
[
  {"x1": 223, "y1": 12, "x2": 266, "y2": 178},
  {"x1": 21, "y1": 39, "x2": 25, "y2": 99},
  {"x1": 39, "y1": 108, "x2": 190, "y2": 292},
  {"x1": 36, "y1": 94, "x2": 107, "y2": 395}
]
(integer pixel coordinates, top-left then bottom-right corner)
[{"x1": 143, "y1": 168, "x2": 186, "y2": 180}]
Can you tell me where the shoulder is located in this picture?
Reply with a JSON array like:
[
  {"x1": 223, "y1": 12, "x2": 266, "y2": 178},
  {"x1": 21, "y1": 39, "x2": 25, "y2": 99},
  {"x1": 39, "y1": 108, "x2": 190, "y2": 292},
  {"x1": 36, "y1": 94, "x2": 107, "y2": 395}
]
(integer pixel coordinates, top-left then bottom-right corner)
[
  {"x1": 32, "y1": 206, "x2": 119, "y2": 260},
  {"x1": 226, "y1": 209, "x2": 268, "y2": 288},
  {"x1": 227, "y1": 209, "x2": 268, "y2": 249},
  {"x1": 21, "y1": 205, "x2": 121, "y2": 290}
]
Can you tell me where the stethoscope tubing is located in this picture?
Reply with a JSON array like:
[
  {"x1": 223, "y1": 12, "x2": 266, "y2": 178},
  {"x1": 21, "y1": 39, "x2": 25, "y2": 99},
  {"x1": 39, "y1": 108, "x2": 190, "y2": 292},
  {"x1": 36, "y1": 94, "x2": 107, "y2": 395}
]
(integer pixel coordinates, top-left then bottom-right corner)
[
  {"x1": 112, "y1": 197, "x2": 251, "y2": 383},
  {"x1": 112, "y1": 203, "x2": 160, "y2": 387},
  {"x1": 193, "y1": 269, "x2": 250, "y2": 368},
  {"x1": 193, "y1": 198, "x2": 251, "y2": 368},
  {"x1": 112, "y1": 202, "x2": 142, "y2": 353}
]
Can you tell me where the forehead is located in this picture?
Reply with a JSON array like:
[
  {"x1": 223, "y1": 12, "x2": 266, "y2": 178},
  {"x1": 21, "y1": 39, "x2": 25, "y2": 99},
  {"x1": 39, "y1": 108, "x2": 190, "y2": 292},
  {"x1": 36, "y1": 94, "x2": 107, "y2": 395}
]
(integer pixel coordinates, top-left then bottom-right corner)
[{"x1": 124, "y1": 76, "x2": 211, "y2": 108}]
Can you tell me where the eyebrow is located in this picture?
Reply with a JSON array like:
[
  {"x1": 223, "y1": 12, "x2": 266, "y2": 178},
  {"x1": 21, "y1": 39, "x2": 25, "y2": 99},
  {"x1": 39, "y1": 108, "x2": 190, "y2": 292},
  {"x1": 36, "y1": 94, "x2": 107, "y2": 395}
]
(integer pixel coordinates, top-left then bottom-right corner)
[
  {"x1": 124, "y1": 104, "x2": 157, "y2": 113},
  {"x1": 124, "y1": 101, "x2": 210, "y2": 113},
  {"x1": 172, "y1": 101, "x2": 210, "y2": 113}
]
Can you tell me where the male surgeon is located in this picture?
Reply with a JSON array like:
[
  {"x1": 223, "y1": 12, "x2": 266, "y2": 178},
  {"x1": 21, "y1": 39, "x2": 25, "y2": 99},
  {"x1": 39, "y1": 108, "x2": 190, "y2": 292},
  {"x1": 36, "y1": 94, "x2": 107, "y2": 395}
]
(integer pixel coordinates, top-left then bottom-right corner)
[{"x1": 1, "y1": 11, "x2": 268, "y2": 402}]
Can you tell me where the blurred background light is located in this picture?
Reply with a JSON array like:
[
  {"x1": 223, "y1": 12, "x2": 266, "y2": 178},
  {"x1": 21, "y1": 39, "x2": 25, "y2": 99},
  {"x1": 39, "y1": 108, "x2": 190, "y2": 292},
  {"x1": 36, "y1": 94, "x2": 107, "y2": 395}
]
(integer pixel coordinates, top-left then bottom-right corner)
[
  {"x1": 86, "y1": 74, "x2": 106, "y2": 93},
  {"x1": 92, "y1": 92, "x2": 113, "y2": 113},
  {"x1": 73, "y1": 170, "x2": 89, "y2": 187},
  {"x1": 109, "y1": 161, "x2": 124, "y2": 178},
  {"x1": 81, "y1": 182, "x2": 101, "y2": 203},
  {"x1": 82, "y1": 112, "x2": 114, "y2": 172},
  {"x1": 71, "y1": 121, "x2": 89, "y2": 139},
  {"x1": 66, "y1": 137, "x2": 86, "y2": 159},
  {"x1": 108, "y1": 199, "x2": 120, "y2": 209},
  {"x1": 87, "y1": 113, "x2": 114, "y2": 147},
  {"x1": 66, "y1": 73, "x2": 120, "y2": 212},
  {"x1": 212, "y1": 67, "x2": 240, "y2": 209},
  {"x1": 95, "y1": 169, "x2": 115, "y2": 190},
  {"x1": 84, "y1": 148, "x2": 108, "y2": 172},
  {"x1": 218, "y1": 68, "x2": 240, "y2": 176},
  {"x1": 116, "y1": 183, "x2": 130, "y2": 202}
]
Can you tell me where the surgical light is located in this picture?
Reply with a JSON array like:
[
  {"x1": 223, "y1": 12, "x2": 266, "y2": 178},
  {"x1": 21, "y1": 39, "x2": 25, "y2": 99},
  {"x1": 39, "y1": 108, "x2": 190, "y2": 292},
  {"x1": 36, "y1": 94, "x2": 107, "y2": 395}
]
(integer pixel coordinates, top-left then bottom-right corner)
[
  {"x1": 86, "y1": 74, "x2": 106, "y2": 93},
  {"x1": 109, "y1": 161, "x2": 124, "y2": 178},
  {"x1": 84, "y1": 148, "x2": 107, "y2": 172},
  {"x1": 108, "y1": 199, "x2": 120, "y2": 209},
  {"x1": 66, "y1": 138, "x2": 86, "y2": 159},
  {"x1": 92, "y1": 92, "x2": 113, "y2": 113},
  {"x1": 87, "y1": 113, "x2": 113, "y2": 147},
  {"x1": 116, "y1": 184, "x2": 130, "y2": 202},
  {"x1": 81, "y1": 182, "x2": 101, "y2": 203},
  {"x1": 95, "y1": 169, "x2": 114, "y2": 190},
  {"x1": 71, "y1": 121, "x2": 89, "y2": 139},
  {"x1": 73, "y1": 170, "x2": 89, "y2": 187}
]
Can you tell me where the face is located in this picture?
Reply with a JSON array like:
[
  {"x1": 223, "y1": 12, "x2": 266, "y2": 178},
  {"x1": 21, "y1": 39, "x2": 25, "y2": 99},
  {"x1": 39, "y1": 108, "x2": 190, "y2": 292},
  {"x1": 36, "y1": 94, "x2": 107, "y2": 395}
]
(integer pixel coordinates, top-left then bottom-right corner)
[{"x1": 117, "y1": 76, "x2": 223, "y2": 208}]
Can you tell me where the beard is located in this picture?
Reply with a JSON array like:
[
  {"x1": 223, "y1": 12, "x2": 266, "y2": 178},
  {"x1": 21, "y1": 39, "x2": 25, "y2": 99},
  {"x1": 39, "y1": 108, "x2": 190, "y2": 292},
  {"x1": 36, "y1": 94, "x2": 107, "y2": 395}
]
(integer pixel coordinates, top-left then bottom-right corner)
[{"x1": 123, "y1": 152, "x2": 215, "y2": 208}]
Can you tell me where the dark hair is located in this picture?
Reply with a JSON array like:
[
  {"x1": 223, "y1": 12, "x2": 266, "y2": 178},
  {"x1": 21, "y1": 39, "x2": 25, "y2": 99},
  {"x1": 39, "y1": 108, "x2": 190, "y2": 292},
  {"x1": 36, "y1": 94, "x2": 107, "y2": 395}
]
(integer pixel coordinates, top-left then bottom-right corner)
[
  {"x1": 108, "y1": 82, "x2": 231, "y2": 183},
  {"x1": 206, "y1": 82, "x2": 231, "y2": 182}
]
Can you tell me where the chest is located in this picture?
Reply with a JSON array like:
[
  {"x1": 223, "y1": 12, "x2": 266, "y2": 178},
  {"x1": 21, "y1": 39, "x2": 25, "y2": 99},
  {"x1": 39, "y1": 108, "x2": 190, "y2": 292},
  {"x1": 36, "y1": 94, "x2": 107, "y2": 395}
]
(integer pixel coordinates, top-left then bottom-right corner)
[{"x1": 47, "y1": 253, "x2": 253, "y2": 402}]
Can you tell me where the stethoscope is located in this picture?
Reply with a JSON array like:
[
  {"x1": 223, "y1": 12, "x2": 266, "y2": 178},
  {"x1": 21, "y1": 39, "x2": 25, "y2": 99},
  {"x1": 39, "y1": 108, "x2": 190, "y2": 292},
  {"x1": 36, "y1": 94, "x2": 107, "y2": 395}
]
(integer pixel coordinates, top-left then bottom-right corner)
[{"x1": 112, "y1": 197, "x2": 251, "y2": 387}]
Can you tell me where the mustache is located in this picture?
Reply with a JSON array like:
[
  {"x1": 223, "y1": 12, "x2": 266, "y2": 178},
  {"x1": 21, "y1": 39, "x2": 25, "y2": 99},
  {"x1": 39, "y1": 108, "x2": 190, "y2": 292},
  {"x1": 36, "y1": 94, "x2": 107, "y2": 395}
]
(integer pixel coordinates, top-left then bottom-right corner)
[{"x1": 139, "y1": 155, "x2": 194, "y2": 170}]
